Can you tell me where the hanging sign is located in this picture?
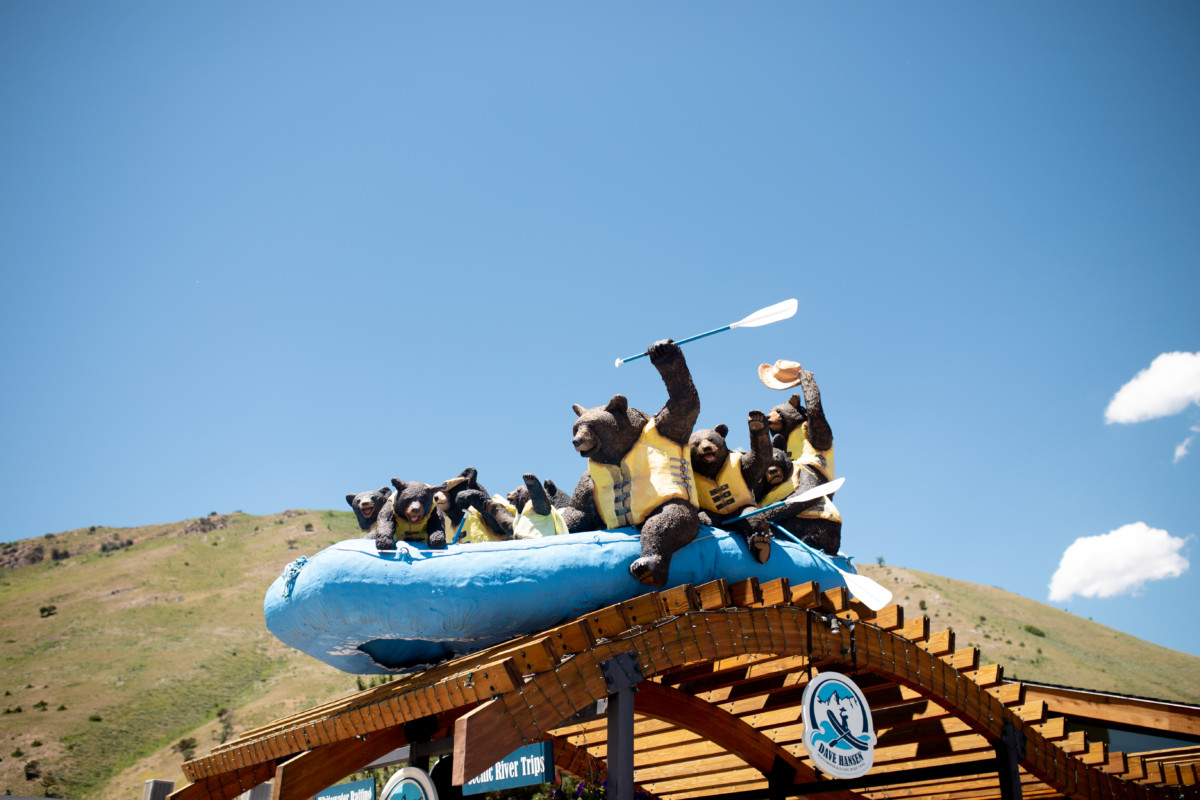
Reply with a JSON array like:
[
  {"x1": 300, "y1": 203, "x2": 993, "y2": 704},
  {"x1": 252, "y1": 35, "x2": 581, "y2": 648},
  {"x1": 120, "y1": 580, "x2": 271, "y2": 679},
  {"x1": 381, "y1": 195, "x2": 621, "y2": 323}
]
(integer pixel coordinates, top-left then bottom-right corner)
[
  {"x1": 316, "y1": 778, "x2": 376, "y2": 800},
  {"x1": 462, "y1": 741, "x2": 554, "y2": 796},
  {"x1": 801, "y1": 671, "x2": 877, "y2": 779}
]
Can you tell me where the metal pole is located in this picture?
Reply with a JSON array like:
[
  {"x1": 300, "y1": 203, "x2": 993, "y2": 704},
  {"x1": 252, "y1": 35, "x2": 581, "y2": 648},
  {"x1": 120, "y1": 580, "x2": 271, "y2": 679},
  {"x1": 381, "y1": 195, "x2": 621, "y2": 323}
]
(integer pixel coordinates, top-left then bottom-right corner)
[{"x1": 607, "y1": 685, "x2": 634, "y2": 800}]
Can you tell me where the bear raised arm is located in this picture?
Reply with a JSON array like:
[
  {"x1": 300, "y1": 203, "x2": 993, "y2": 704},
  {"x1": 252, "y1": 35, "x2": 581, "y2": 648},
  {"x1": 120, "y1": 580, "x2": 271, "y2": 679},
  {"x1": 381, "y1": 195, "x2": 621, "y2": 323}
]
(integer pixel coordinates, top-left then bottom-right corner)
[{"x1": 566, "y1": 339, "x2": 702, "y2": 587}]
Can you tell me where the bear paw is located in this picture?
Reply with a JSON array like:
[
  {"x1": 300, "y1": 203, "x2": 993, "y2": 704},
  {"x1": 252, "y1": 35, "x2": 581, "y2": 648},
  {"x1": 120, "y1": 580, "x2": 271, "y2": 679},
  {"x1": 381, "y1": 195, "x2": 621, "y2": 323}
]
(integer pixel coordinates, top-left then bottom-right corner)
[
  {"x1": 630, "y1": 555, "x2": 669, "y2": 588},
  {"x1": 747, "y1": 409, "x2": 766, "y2": 432},
  {"x1": 748, "y1": 532, "x2": 772, "y2": 565}
]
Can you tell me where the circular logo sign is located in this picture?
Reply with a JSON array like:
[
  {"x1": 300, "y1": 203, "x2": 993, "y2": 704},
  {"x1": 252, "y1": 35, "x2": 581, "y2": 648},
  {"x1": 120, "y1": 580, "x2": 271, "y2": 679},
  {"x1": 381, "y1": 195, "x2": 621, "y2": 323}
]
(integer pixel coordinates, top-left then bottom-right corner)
[
  {"x1": 382, "y1": 767, "x2": 438, "y2": 800},
  {"x1": 801, "y1": 672, "x2": 877, "y2": 779}
]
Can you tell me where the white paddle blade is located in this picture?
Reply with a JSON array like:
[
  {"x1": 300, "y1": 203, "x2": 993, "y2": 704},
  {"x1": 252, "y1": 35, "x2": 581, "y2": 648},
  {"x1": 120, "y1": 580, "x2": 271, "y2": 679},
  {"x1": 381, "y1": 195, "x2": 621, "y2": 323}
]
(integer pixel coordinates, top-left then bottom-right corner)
[
  {"x1": 843, "y1": 572, "x2": 893, "y2": 611},
  {"x1": 787, "y1": 476, "x2": 844, "y2": 504},
  {"x1": 730, "y1": 298, "x2": 797, "y2": 329}
]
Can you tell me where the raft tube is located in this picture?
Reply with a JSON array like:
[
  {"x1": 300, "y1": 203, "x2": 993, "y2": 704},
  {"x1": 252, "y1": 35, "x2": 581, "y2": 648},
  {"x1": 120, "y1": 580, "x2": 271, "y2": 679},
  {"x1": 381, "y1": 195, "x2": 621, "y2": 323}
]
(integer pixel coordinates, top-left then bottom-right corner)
[{"x1": 265, "y1": 526, "x2": 858, "y2": 674}]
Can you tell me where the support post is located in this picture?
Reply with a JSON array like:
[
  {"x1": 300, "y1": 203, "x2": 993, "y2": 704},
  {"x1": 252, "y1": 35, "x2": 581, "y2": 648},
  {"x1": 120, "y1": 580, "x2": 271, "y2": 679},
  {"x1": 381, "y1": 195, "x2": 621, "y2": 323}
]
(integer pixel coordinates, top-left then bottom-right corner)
[
  {"x1": 143, "y1": 780, "x2": 175, "y2": 800},
  {"x1": 995, "y1": 719, "x2": 1025, "y2": 800},
  {"x1": 600, "y1": 652, "x2": 643, "y2": 800},
  {"x1": 608, "y1": 687, "x2": 634, "y2": 800}
]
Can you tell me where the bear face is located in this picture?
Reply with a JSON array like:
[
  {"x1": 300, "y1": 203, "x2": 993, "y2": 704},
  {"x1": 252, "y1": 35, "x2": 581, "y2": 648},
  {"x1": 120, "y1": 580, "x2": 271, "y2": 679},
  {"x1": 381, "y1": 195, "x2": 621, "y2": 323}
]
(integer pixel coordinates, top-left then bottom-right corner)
[
  {"x1": 433, "y1": 467, "x2": 483, "y2": 523},
  {"x1": 571, "y1": 395, "x2": 649, "y2": 465},
  {"x1": 757, "y1": 447, "x2": 794, "y2": 501},
  {"x1": 346, "y1": 487, "x2": 392, "y2": 532},
  {"x1": 766, "y1": 394, "x2": 806, "y2": 440},
  {"x1": 390, "y1": 479, "x2": 439, "y2": 526},
  {"x1": 688, "y1": 424, "x2": 731, "y2": 481}
]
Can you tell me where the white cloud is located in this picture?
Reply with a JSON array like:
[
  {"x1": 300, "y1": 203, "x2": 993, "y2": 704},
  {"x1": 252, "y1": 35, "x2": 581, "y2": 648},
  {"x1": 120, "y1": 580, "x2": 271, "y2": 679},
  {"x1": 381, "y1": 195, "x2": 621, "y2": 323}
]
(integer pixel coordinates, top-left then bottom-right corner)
[
  {"x1": 1175, "y1": 435, "x2": 1195, "y2": 464},
  {"x1": 1105, "y1": 351, "x2": 1200, "y2": 425},
  {"x1": 1048, "y1": 522, "x2": 1190, "y2": 603}
]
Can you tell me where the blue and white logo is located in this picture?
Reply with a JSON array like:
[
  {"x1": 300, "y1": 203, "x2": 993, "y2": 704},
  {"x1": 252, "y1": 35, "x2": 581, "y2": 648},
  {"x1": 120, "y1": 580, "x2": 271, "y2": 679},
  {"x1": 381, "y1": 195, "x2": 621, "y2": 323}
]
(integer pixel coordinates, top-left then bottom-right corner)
[{"x1": 801, "y1": 672, "x2": 877, "y2": 779}]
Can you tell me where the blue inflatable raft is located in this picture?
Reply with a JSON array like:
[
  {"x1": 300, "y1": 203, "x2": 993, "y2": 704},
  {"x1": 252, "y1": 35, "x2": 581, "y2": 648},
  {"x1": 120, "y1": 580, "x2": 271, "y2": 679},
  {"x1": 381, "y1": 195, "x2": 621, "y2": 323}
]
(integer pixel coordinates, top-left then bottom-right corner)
[{"x1": 265, "y1": 526, "x2": 858, "y2": 674}]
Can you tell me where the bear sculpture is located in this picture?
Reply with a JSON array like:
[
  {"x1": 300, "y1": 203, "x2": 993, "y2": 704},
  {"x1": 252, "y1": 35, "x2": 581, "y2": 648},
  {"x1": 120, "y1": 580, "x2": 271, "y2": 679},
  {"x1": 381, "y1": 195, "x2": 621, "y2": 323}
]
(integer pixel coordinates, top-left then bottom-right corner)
[
  {"x1": 688, "y1": 410, "x2": 775, "y2": 563},
  {"x1": 437, "y1": 467, "x2": 511, "y2": 543},
  {"x1": 375, "y1": 478, "x2": 447, "y2": 551},
  {"x1": 345, "y1": 486, "x2": 393, "y2": 534},
  {"x1": 566, "y1": 339, "x2": 701, "y2": 587}
]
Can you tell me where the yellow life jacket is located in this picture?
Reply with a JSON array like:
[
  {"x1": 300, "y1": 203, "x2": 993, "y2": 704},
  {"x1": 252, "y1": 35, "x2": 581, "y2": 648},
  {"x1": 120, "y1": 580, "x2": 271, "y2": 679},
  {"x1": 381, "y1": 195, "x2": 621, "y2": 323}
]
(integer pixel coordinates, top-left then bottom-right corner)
[
  {"x1": 588, "y1": 419, "x2": 697, "y2": 529},
  {"x1": 694, "y1": 452, "x2": 756, "y2": 515},
  {"x1": 450, "y1": 505, "x2": 508, "y2": 544},
  {"x1": 394, "y1": 506, "x2": 434, "y2": 544},
  {"x1": 760, "y1": 461, "x2": 841, "y2": 524},
  {"x1": 785, "y1": 423, "x2": 834, "y2": 482},
  {"x1": 513, "y1": 500, "x2": 569, "y2": 539}
]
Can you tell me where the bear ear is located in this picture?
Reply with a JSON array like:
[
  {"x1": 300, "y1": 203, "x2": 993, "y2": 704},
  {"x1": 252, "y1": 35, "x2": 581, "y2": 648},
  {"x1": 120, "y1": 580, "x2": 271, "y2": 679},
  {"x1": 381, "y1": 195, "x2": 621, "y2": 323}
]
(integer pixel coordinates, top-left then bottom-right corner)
[
  {"x1": 605, "y1": 394, "x2": 628, "y2": 415},
  {"x1": 391, "y1": 477, "x2": 405, "y2": 491},
  {"x1": 715, "y1": 424, "x2": 729, "y2": 439},
  {"x1": 379, "y1": 486, "x2": 392, "y2": 497},
  {"x1": 346, "y1": 494, "x2": 357, "y2": 507},
  {"x1": 572, "y1": 403, "x2": 586, "y2": 417},
  {"x1": 460, "y1": 466, "x2": 478, "y2": 483},
  {"x1": 789, "y1": 394, "x2": 803, "y2": 409}
]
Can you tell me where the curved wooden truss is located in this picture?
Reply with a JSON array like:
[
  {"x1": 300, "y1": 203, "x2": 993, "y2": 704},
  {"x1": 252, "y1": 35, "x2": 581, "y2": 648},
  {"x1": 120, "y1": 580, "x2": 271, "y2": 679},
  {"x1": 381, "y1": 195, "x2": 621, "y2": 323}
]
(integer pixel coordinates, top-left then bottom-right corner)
[{"x1": 172, "y1": 577, "x2": 1200, "y2": 800}]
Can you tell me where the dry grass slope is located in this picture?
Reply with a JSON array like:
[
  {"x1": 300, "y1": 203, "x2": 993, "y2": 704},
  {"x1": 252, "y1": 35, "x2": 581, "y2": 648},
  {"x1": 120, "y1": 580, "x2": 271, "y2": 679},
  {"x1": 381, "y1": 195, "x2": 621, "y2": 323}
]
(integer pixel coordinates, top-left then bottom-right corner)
[{"x1": 858, "y1": 564, "x2": 1200, "y2": 702}]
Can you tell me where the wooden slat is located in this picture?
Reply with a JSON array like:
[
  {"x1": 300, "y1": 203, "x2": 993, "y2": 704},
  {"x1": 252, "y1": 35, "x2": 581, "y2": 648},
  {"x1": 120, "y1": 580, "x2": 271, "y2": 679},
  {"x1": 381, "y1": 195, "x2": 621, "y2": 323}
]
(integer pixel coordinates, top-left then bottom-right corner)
[
  {"x1": 696, "y1": 579, "x2": 731, "y2": 610},
  {"x1": 586, "y1": 601, "x2": 632, "y2": 640},
  {"x1": 543, "y1": 619, "x2": 596, "y2": 660},
  {"x1": 789, "y1": 580, "x2": 821, "y2": 608},
  {"x1": 728, "y1": 577, "x2": 762, "y2": 607},
  {"x1": 874, "y1": 604, "x2": 904, "y2": 631},
  {"x1": 660, "y1": 583, "x2": 700, "y2": 615},
  {"x1": 920, "y1": 629, "x2": 955, "y2": 657},
  {"x1": 757, "y1": 577, "x2": 791, "y2": 607},
  {"x1": 898, "y1": 615, "x2": 931, "y2": 643},
  {"x1": 271, "y1": 727, "x2": 409, "y2": 800},
  {"x1": 622, "y1": 591, "x2": 668, "y2": 627}
]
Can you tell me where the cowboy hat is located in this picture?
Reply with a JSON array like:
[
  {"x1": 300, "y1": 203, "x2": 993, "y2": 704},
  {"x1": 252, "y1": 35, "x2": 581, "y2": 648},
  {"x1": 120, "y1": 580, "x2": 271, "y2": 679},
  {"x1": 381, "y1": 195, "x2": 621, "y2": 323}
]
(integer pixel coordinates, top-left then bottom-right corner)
[{"x1": 758, "y1": 359, "x2": 803, "y2": 390}]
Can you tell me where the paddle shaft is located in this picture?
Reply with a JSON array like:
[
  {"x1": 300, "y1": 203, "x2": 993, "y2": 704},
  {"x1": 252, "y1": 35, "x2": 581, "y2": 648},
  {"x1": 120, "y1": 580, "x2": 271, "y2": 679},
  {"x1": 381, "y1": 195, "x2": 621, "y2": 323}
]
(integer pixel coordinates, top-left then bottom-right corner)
[{"x1": 616, "y1": 324, "x2": 730, "y2": 366}]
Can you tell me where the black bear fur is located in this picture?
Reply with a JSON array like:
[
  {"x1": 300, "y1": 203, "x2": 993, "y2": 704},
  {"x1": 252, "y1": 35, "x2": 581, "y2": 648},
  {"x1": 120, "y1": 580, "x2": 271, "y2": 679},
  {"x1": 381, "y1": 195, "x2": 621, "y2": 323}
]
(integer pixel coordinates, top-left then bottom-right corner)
[
  {"x1": 566, "y1": 339, "x2": 701, "y2": 587},
  {"x1": 374, "y1": 478, "x2": 447, "y2": 551},
  {"x1": 345, "y1": 486, "x2": 393, "y2": 533},
  {"x1": 688, "y1": 410, "x2": 775, "y2": 563}
]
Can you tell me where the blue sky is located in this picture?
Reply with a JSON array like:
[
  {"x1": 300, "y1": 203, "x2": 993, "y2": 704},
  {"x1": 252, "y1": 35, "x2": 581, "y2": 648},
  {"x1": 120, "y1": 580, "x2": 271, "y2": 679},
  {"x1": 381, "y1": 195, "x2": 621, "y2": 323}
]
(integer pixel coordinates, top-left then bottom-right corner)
[{"x1": 2, "y1": 3, "x2": 1197, "y2": 658}]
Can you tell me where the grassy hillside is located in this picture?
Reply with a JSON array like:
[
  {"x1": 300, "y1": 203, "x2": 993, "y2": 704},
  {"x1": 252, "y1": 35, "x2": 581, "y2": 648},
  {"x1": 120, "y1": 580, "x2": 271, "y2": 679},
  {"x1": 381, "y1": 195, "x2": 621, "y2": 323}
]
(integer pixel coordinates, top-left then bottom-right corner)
[
  {"x1": 1, "y1": 521, "x2": 1197, "y2": 799},
  {"x1": 0, "y1": 511, "x2": 364, "y2": 799},
  {"x1": 856, "y1": 563, "x2": 1200, "y2": 702}
]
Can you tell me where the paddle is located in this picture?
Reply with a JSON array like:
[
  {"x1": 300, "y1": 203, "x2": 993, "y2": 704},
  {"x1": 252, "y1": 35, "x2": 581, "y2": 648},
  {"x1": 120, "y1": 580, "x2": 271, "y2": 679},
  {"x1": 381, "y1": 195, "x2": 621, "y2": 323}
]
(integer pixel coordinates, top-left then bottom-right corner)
[
  {"x1": 771, "y1": 523, "x2": 893, "y2": 611},
  {"x1": 732, "y1": 477, "x2": 845, "y2": 520},
  {"x1": 615, "y1": 298, "x2": 799, "y2": 367}
]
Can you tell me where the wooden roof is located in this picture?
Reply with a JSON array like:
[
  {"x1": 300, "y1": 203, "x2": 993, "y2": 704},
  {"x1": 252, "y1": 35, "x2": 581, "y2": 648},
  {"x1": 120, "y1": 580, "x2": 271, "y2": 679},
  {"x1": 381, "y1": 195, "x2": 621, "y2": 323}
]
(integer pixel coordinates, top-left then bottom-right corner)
[{"x1": 170, "y1": 576, "x2": 1200, "y2": 800}]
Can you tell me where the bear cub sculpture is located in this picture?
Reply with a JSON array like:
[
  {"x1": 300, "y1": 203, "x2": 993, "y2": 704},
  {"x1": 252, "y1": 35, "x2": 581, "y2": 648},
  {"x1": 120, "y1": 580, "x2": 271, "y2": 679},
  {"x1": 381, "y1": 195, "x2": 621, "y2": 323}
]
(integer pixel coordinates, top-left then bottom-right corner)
[
  {"x1": 757, "y1": 368, "x2": 841, "y2": 555},
  {"x1": 688, "y1": 410, "x2": 774, "y2": 563},
  {"x1": 566, "y1": 339, "x2": 701, "y2": 587},
  {"x1": 437, "y1": 466, "x2": 511, "y2": 543},
  {"x1": 374, "y1": 478, "x2": 447, "y2": 551},
  {"x1": 346, "y1": 486, "x2": 393, "y2": 534}
]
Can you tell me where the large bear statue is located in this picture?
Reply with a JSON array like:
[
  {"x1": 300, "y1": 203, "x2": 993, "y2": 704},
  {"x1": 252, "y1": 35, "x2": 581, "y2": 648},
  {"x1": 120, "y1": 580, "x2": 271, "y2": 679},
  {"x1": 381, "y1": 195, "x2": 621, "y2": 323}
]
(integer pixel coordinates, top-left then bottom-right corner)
[{"x1": 566, "y1": 339, "x2": 701, "y2": 587}]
